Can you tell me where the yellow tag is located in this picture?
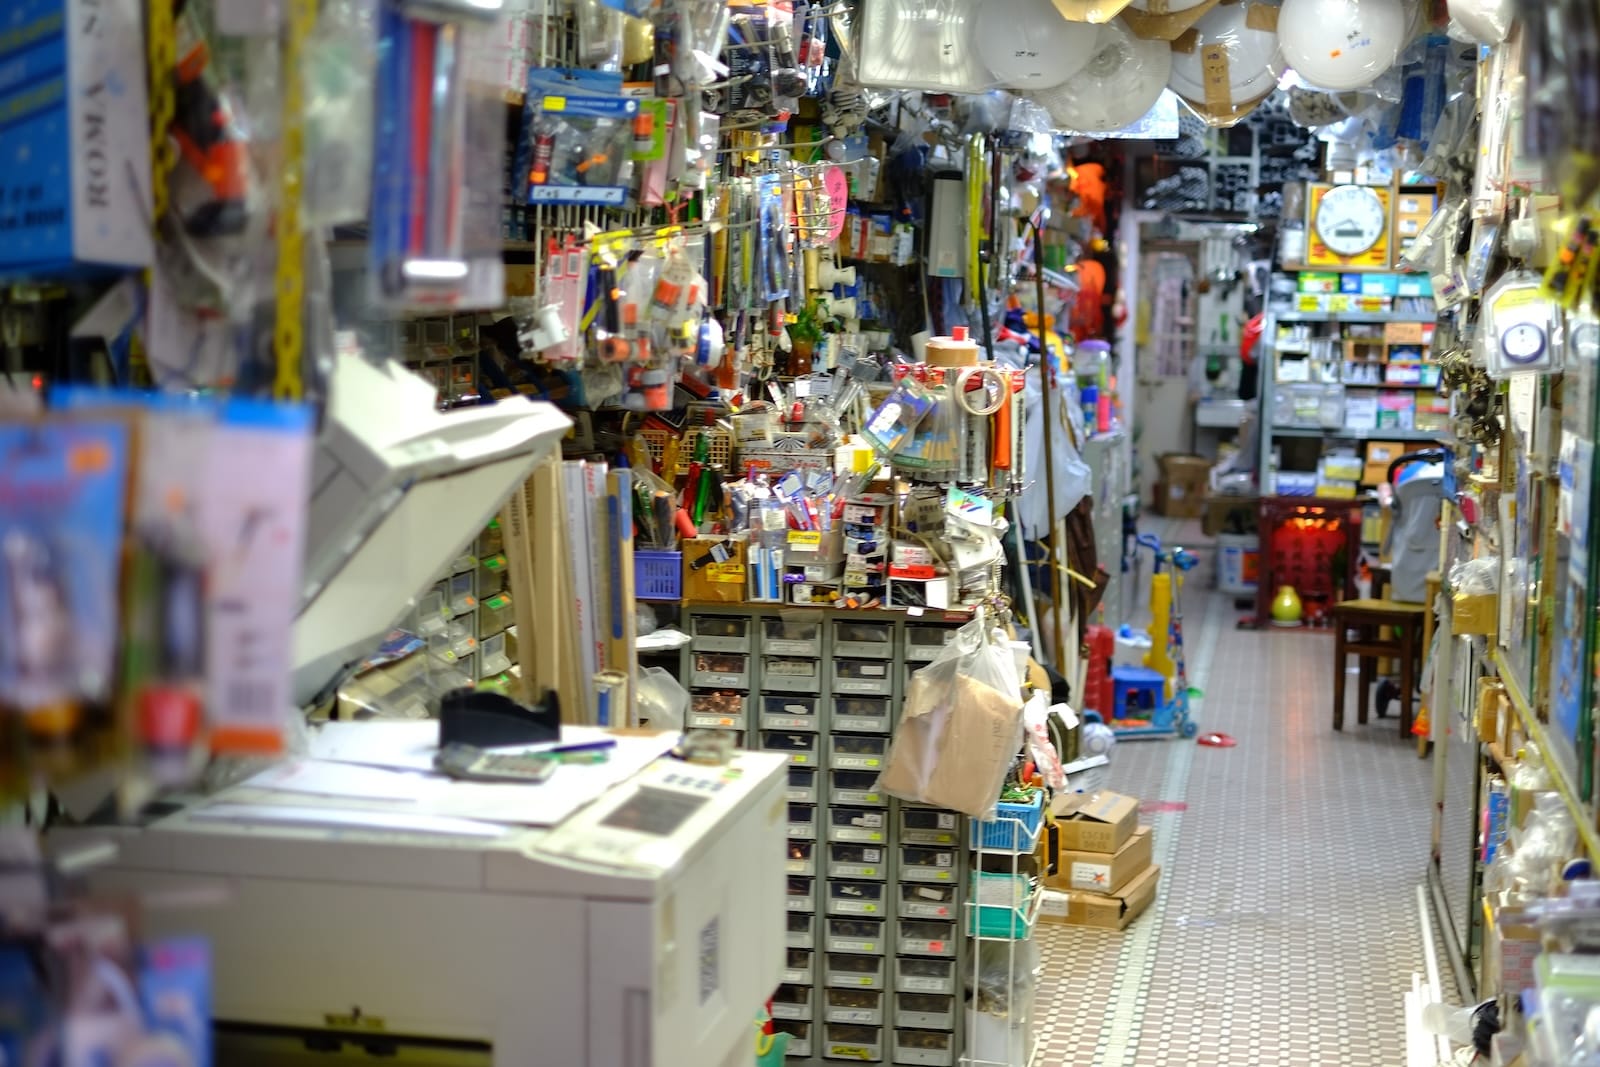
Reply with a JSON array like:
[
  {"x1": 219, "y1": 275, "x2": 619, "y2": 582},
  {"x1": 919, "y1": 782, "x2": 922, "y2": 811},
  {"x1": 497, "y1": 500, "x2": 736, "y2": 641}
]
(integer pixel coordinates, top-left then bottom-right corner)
[
  {"x1": 788, "y1": 530, "x2": 823, "y2": 547},
  {"x1": 324, "y1": 1013, "x2": 385, "y2": 1031},
  {"x1": 543, "y1": 95, "x2": 567, "y2": 111},
  {"x1": 1297, "y1": 294, "x2": 1321, "y2": 311},
  {"x1": 706, "y1": 562, "x2": 746, "y2": 583},
  {"x1": 1493, "y1": 286, "x2": 1543, "y2": 312}
]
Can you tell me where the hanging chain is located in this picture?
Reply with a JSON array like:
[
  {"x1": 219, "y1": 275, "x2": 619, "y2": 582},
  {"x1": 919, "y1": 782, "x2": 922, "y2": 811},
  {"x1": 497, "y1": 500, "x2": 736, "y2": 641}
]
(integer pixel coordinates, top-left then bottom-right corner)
[
  {"x1": 272, "y1": 0, "x2": 316, "y2": 402},
  {"x1": 146, "y1": 0, "x2": 178, "y2": 224}
]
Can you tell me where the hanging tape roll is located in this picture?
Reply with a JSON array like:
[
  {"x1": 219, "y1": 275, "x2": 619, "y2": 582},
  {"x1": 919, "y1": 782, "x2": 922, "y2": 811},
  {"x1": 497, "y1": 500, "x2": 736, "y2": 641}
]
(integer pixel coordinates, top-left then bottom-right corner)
[{"x1": 955, "y1": 365, "x2": 1009, "y2": 416}]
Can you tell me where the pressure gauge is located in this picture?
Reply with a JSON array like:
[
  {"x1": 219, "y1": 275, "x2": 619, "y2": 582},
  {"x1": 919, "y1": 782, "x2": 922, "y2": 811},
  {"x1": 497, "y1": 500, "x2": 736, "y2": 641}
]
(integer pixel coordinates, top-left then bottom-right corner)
[
  {"x1": 1313, "y1": 185, "x2": 1388, "y2": 257},
  {"x1": 1499, "y1": 321, "x2": 1548, "y2": 366}
]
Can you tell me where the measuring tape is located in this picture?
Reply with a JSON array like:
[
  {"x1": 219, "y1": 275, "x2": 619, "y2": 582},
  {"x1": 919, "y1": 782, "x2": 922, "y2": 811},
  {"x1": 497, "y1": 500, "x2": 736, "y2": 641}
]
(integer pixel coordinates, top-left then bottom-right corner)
[{"x1": 272, "y1": 0, "x2": 316, "y2": 402}]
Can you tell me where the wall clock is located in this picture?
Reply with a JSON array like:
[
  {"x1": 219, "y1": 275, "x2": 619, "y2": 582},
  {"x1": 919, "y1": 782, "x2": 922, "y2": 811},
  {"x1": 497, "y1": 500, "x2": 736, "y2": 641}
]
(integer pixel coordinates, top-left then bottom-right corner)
[{"x1": 1304, "y1": 182, "x2": 1394, "y2": 270}]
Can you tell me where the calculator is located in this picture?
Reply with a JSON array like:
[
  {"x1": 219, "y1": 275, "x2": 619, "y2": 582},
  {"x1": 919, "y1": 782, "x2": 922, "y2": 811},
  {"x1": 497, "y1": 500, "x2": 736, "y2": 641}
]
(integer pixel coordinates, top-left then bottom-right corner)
[{"x1": 434, "y1": 743, "x2": 558, "y2": 783}]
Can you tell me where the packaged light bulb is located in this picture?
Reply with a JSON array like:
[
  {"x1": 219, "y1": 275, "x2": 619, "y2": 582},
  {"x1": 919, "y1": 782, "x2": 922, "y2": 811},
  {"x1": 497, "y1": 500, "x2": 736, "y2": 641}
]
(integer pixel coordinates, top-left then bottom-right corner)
[
  {"x1": 1027, "y1": 19, "x2": 1172, "y2": 133},
  {"x1": 1168, "y1": 3, "x2": 1283, "y2": 127},
  {"x1": 1278, "y1": 0, "x2": 1407, "y2": 92},
  {"x1": 974, "y1": 0, "x2": 1102, "y2": 89}
]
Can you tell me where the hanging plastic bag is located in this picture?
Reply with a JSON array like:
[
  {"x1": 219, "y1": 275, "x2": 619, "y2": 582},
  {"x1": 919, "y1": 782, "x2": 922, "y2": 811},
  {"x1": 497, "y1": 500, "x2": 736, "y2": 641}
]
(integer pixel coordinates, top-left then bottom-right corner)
[
  {"x1": 879, "y1": 618, "x2": 1025, "y2": 818},
  {"x1": 1022, "y1": 690, "x2": 1065, "y2": 790}
]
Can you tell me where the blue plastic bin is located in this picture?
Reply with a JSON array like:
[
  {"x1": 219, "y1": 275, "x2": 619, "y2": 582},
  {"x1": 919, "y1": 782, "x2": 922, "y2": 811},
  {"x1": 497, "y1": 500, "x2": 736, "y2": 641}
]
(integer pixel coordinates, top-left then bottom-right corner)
[
  {"x1": 635, "y1": 550, "x2": 683, "y2": 600},
  {"x1": 969, "y1": 791, "x2": 1044, "y2": 852}
]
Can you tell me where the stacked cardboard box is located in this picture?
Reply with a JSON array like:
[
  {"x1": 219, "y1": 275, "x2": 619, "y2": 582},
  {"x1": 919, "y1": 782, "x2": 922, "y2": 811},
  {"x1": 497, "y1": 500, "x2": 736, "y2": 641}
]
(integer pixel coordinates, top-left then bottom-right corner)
[{"x1": 1037, "y1": 792, "x2": 1161, "y2": 930}]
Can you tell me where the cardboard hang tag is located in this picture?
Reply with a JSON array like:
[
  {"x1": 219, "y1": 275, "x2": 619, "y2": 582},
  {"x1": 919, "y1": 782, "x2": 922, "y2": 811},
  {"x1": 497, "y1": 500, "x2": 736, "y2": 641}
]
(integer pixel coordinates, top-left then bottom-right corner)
[
  {"x1": 1201, "y1": 43, "x2": 1233, "y2": 113},
  {"x1": 1245, "y1": 2, "x2": 1279, "y2": 29},
  {"x1": 1172, "y1": 28, "x2": 1201, "y2": 53}
]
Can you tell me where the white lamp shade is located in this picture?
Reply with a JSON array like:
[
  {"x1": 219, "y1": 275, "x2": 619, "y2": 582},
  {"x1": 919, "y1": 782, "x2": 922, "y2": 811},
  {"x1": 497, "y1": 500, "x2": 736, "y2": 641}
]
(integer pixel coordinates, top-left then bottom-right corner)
[
  {"x1": 1278, "y1": 0, "x2": 1407, "y2": 91},
  {"x1": 1168, "y1": 3, "x2": 1281, "y2": 107},
  {"x1": 1029, "y1": 19, "x2": 1172, "y2": 132},
  {"x1": 975, "y1": 0, "x2": 1103, "y2": 88}
]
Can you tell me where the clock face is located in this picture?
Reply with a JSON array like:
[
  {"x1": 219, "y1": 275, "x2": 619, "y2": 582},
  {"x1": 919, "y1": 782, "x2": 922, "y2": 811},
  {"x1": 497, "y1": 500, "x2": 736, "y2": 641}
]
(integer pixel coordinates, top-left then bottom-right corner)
[
  {"x1": 1500, "y1": 321, "x2": 1547, "y2": 364},
  {"x1": 1313, "y1": 185, "x2": 1388, "y2": 258}
]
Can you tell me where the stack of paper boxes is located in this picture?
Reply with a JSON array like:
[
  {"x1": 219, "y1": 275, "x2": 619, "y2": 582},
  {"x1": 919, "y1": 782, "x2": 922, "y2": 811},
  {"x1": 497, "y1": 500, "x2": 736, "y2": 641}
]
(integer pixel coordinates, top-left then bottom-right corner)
[{"x1": 1037, "y1": 792, "x2": 1161, "y2": 930}]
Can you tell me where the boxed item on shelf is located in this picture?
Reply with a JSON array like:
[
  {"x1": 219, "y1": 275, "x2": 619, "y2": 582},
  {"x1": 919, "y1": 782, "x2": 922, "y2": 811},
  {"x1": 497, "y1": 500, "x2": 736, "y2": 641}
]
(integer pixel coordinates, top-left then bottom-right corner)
[
  {"x1": 1453, "y1": 593, "x2": 1498, "y2": 635},
  {"x1": 1363, "y1": 441, "x2": 1410, "y2": 485},
  {"x1": 682, "y1": 536, "x2": 749, "y2": 603},
  {"x1": 1039, "y1": 866, "x2": 1161, "y2": 930},
  {"x1": 1051, "y1": 791, "x2": 1140, "y2": 853},
  {"x1": 1156, "y1": 453, "x2": 1212, "y2": 518},
  {"x1": 1045, "y1": 826, "x2": 1154, "y2": 895}
]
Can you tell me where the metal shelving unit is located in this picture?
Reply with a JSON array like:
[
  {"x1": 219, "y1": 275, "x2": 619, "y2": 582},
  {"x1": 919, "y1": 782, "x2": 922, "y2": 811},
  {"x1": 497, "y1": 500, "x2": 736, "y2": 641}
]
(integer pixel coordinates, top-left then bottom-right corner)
[{"x1": 681, "y1": 605, "x2": 983, "y2": 1066}]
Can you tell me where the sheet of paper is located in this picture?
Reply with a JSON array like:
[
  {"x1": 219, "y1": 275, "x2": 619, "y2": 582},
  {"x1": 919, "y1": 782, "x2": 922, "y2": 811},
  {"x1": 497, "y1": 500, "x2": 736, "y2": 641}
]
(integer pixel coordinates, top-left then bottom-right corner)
[
  {"x1": 243, "y1": 760, "x2": 427, "y2": 801},
  {"x1": 190, "y1": 803, "x2": 510, "y2": 838},
  {"x1": 259, "y1": 728, "x2": 679, "y2": 827}
]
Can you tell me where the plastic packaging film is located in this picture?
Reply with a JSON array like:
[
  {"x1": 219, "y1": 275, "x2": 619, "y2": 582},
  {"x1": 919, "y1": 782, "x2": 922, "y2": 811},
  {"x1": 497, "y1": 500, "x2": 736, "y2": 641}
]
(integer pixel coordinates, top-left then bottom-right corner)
[
  {"x1": 1126, "y1": 0, "x2": 1212, "y2": 14},
  {"x1": 854, "y1": 0, "x2": 995, "y2": 93},
  {"x1": 974, "y1": 0, "x2": 1102, "y2": 89},
  {"x1": 1027, "y1": 19, "x2": 1173, "y2": 133},
  {"x1": 1167, "y1": 2, "x2": 1282, "y2": 127},
  {"x1": 1278, "y1": 0, "x2": 1408, "y2": 92}
]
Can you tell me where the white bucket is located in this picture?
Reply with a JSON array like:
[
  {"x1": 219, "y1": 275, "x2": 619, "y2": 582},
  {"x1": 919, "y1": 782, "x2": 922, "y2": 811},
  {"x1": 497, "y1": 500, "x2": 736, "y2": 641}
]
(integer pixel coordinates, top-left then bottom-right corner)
[{"x1": 1218, "y1": 532, "x2": 1260, "y2": 595}]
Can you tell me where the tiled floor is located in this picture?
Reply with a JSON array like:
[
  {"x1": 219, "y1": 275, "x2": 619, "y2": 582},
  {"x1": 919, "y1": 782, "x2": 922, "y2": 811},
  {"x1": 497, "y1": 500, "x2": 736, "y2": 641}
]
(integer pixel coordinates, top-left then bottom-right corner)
[{"x1": 1033, "y1": 523, "x2": 1444, "y2": 1067}]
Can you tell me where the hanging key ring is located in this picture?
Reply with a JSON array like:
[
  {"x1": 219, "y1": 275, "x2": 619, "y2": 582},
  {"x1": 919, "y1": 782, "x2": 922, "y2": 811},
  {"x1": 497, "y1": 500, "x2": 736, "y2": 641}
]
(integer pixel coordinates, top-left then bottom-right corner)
[{"x1": 954, "y1": 365, "x2": 1008, "y2": 416}]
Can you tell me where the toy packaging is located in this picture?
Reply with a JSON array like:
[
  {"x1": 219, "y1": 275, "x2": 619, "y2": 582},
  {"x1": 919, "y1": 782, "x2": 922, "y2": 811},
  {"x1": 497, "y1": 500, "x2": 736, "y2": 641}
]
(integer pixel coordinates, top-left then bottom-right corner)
[{"x1": 0, "y1": 418, "x2": 131, "y2": 748}]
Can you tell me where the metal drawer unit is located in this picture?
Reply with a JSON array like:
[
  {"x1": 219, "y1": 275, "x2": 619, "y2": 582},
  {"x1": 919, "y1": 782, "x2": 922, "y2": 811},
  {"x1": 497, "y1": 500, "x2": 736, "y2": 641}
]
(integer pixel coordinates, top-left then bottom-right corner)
[{"x1": 677, "y1": 607, "x2": 972, "y2": 1066}]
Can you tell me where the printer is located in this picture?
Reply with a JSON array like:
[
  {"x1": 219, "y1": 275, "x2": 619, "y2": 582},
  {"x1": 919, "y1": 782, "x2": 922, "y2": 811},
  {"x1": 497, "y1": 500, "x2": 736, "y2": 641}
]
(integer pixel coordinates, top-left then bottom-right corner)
[
  {"x1": 56, "y1": 748, "x2": 788, "y2": 1067},
  {"x1": 48, "y1": 353, "x2": 789, "y2": 1065}
]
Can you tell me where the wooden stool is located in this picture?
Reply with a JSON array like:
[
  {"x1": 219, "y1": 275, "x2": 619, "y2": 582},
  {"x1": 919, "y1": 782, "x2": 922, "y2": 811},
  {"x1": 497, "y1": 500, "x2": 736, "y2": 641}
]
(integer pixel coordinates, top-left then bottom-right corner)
[{"x1": 1331, "y1": 598, "x2": 1427, "y2": 737}]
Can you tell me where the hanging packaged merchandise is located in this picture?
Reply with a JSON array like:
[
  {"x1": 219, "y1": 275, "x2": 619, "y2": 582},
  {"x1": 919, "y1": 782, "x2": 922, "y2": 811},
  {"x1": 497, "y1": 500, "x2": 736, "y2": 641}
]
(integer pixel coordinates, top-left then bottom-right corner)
[
  {"x1": 1027, "y1": 19, "x2": 1172, "y2": 133},
  {"x1": 879, "y1": 618, "x2": 1026, "y2": 819},
  {"x1": 302, "y1": 0, "x2": 379, "y2": 228},
  {"x1": 1279, "y1": 0, "x2": 1407, "y2": 92},
  {"x1": 51, "y1": 389, "x2": 218, "y2": 789},
  {"x1": 973, "y1": 0, "x2": 1103, "y2": 89},
  {"x1": 1167, "y1": 3, "x2": 1281, "y2": 127},
  {"x1": 1481, "y1": 270, "x2": 1562, "y2": 378},
  {"x1": 853, "y1": 0, "x2": 996, "y2": 93},
  {"x1": 893, "y1": 375, "x2": 960, "y2": 476},
  {"x1": 0, "y1": 418, "x2": 131, "y2": 764},
  {"x1": 575, "y1": 0, "x2": 626, "y2": 72},
  {"x1": 520, "y1": 70, "x2": 638, "y2": 205},
  {"x1": 201, "y1": 399, "x2": 314, "y2": 755},
  {"x1": 0, "y1": 0, "x2": 154, "y2": 278},
  {"x1": 861, "y1": 377, "x2": 937, "y2": 456},
  {"x1": 368, "y1": 0, "x2": 508, "y2": 311}
]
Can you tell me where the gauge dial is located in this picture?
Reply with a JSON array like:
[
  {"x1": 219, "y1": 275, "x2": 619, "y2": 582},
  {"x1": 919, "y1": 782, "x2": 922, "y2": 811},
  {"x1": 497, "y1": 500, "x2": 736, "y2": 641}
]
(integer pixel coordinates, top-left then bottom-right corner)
[
  {"x1": 1500, "y1": 321, "x2": 1547, "y2": 365},
  {"x1": 1313, "y1": 185, "x2": 1388, "y2": 258}
]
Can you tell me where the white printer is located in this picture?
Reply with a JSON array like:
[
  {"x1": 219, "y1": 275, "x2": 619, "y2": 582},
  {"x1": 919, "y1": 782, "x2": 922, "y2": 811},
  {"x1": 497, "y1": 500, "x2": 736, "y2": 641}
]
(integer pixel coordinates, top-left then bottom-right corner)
[
  {"x1": 48, "y1": 353, "x2": 788, "y2": 1066},
  {"x1": 57, "y1": 748, "x2": 788, "y2": 1067}
]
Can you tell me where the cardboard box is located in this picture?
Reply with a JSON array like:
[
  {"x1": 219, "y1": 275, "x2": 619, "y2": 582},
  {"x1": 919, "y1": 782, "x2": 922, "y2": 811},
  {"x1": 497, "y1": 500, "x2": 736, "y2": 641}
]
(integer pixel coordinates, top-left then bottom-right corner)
[
  {"x1": 1049, "y1": 0, "x2": 1135, "y2": 22},
  {"x1": 1, "y1": 0, "x2": 154, "y2": 278},
  {"x1": 1051, "y1": 791, "x2": 1140, "y2": 853},
  {"x1": 1120, "y1": 0, "x2": 1219, "y2": 39},
  {"x1": 1039, "y1": 865, "x2": 1161, "y2": 930},
  {"x1": 682, "y1": 535, "x2": 748, "y2": 603},
  {"x1": 1157, "y1": 454, "x2": 1211, "y2": 518},
  {"x1": 1453, "y1": 593, "x2": 1498, "y2": 636},
  {"x1": 1362, "y1": 440, "x2": 1409, "y2": 486},
  {"x1": 1047, "y1": 826, "x2": 1153, "y2": 894}
]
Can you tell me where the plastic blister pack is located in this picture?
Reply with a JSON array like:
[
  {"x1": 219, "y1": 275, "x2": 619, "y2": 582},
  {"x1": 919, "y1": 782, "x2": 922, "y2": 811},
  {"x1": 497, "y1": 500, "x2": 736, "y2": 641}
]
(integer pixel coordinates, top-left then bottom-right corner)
[{"x1": 367, "y1": 0, "x2": 507, "y2": 312}]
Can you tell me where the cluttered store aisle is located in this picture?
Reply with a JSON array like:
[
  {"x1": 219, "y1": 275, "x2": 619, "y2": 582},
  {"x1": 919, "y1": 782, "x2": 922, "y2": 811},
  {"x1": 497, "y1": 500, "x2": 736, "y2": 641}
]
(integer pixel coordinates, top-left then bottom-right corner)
[{"x1": 1033, "y1": 525, "x2": 1445, "y2": 1067}]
